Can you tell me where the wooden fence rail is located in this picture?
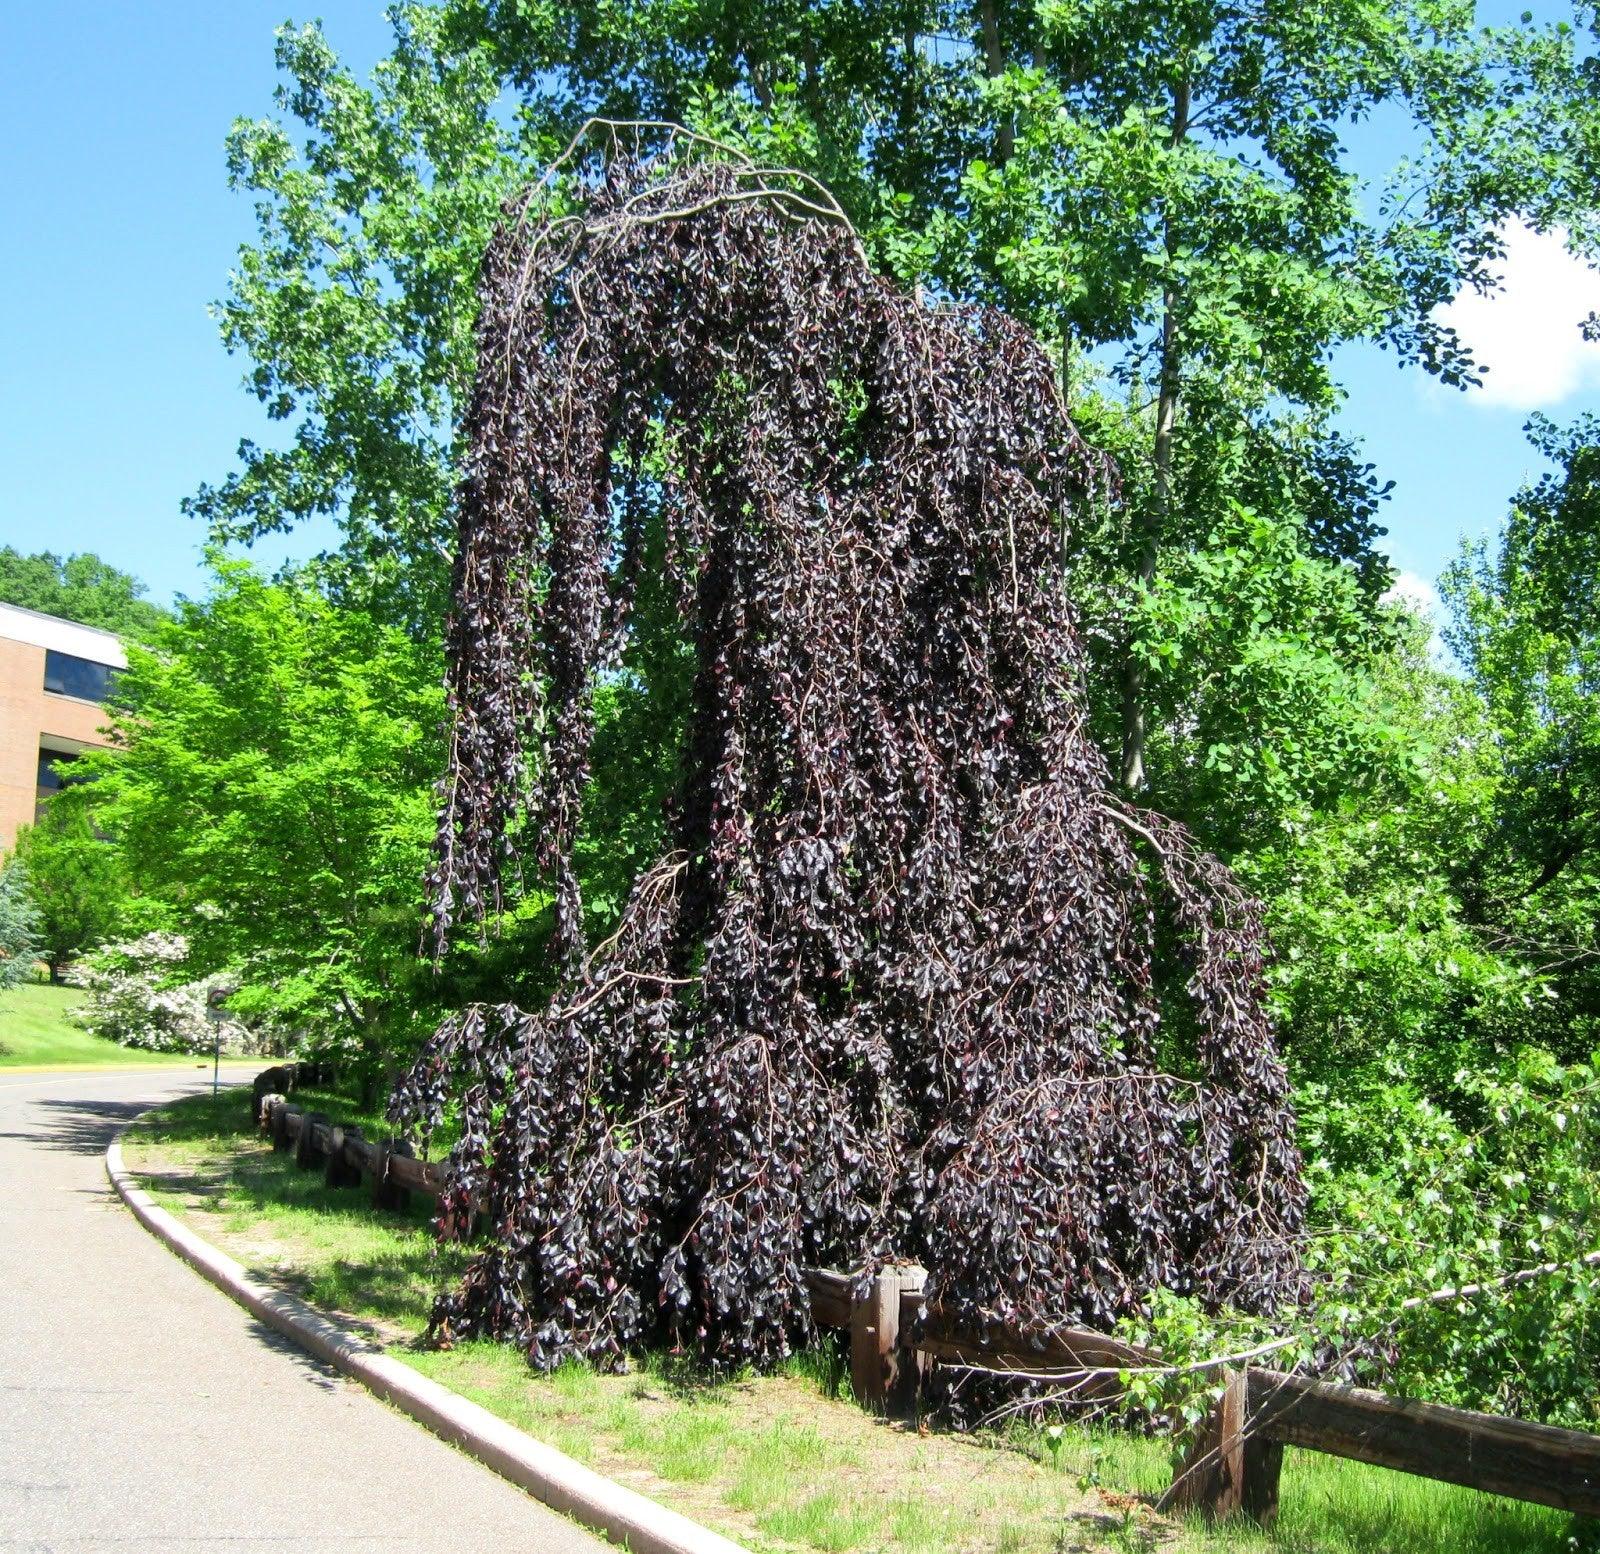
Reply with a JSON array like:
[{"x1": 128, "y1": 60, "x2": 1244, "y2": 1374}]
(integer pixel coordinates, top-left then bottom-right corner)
[
  {"x1": 1162, "y1": 1365, "x2": 1600, "y2": 1523},
  {"x1": 257, "y1": 1094, "x2": 1600, "y2": 1528}
]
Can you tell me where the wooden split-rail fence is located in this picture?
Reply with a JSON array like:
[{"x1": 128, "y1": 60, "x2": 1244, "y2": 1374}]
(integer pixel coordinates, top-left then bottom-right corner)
[{"x1": 258, "y1": 1093, "x2": 1600, "y2": 1527}]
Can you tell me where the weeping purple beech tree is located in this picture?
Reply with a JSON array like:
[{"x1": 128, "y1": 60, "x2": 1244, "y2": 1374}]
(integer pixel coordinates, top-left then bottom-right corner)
[{"x1": 393, "y1": 128, "x2": 1307, "y2": 1376}]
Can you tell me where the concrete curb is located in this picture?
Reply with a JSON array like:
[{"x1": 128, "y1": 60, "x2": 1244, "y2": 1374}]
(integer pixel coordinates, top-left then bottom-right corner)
[{"x1": 106, "y1": 1119, "x2": 751, "y2": 1554}]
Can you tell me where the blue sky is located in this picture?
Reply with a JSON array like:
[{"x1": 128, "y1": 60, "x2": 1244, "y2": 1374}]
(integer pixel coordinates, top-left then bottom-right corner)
[
  {"x1": 0, "y1": 3, "x2": 393, "y2": 603},
  {"x1": 2, "y1": 4, "x2": 1596, "y2": 615}
]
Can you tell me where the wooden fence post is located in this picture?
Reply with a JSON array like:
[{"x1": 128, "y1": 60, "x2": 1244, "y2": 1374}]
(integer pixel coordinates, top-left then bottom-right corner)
[
  {"x1": 269, "y1": 1101, "x2": 294, "y2": 1153},
  {"x1": 252, "y1": 1066, "x2": 294, "y2": 1124},
  {"x1": 323, "y1": 1125, "x2": 364, "y2": 1189},
  {"x1": 294, "y1": 1112, "x2": 329, "y2": 1171},
  {"x1": 371, "y1": 1136, "x2": 414, "y2": 1212},
  {"x1": 1159, "y1": 1368, "x2": 1282, "y2": 1525},
  {"x1": 849, "y1": 1264, "x2": 926, "y2": 1415}
]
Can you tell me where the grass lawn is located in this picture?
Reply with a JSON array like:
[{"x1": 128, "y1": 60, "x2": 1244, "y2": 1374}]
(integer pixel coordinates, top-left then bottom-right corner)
[
  {"x1": 123, "y1": 1088, "x2": 1586, "y2": 1554},
  {"x1": 0, "y1": 981, "x2": 217, "y2": 1068}
]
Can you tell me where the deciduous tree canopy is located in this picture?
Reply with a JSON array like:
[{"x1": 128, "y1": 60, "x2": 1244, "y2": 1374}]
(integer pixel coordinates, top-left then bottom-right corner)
[{"x1": 0, "y1": 548, "x2": 167, "y2": 640}]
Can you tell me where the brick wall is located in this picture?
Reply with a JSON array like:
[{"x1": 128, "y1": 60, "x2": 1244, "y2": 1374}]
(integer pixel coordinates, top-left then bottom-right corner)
[{"x1": 0, "y1": 638, "x2": 114, "y2": 852}]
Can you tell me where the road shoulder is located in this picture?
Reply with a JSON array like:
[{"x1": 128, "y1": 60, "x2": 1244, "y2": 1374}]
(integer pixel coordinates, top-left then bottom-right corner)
[{"x1": 106, "y1": 1116, "x2": 752, "y2": 1554}]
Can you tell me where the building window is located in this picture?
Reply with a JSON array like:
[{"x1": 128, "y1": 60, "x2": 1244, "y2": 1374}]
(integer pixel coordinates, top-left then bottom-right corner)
[
  {"x1": 37, "y1": 748, "x2": 81, "y2": 793},
  {"x1": 35, "y1": 746, "x2": 87, "y2": 822},
  {"x1": 43, "y1": 649, "x2": 117, "y2": 702}
]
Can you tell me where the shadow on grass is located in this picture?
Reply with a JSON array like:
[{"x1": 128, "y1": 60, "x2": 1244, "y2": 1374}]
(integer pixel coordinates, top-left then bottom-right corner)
[
  {"x1": 260, "y1": 1234, "x2": 460, "y2": 1336},
  {"x1": 123, "y1": 1094, "x2": 1595, "y2": 1554},
  {"x1": 134, "y1": 1086, "x2": 464, "y2": 1342},
  {"x1": 132, "y1": 1085, "x2": 255, "y2": 1140}
]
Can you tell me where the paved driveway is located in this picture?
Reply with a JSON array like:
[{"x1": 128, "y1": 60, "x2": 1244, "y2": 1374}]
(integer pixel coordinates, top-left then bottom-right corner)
[{"x1": 0, "y1": 1065, "x2": 605, "y2": 1553}]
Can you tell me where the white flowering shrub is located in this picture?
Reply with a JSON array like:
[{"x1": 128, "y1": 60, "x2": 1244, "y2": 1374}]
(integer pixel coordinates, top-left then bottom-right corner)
[{"x1": 70, "y1": 932, "x2": 254, "y2": 1054}]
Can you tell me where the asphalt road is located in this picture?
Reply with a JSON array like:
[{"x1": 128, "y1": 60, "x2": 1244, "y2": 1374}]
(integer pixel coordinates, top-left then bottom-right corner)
[{"x1": 0, "y1": 1065, "x2": 606, "y2": 1553}]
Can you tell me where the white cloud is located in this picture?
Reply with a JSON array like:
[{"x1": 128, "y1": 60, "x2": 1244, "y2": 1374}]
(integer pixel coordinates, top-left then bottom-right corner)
[
  {"x1": 1383, "y1": 569, "x2": 1441, "y2": 621},
  {"x1": 1383, "y1": 569, "x2": 1451, "y2": 665},
  {"x1": 1437, "y1": 221, "x2": 1600, "y2": 411}
]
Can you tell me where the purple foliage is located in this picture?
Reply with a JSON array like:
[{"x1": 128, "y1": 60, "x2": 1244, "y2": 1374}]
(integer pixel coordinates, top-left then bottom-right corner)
[{"x1": 394, "y1": 149, "x2": 1307, "y2": 1377}]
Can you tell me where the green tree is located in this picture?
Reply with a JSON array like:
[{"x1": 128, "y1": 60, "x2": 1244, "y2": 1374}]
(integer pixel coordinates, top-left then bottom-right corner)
[
  {"x1": 1443, "y1": 414, "x2": 1600, "y2": 1061},
  {"x1": 0, "y1": 861, "x2": 41, "y2": 990},
  {"x1": 86, "y1": 561, "x2": 447, "y2": 1093},
  {"x1": 10, "y1": 801, "x2": 128, "y2": 982},
  {"x1": 0, "y1": 548, "x2": 168, "y2": 640},
  {"x1": 1239, "y1": 611, "x2": 1535, "y2": 1084},
  {"x1": 200, "y1": 1, "x2": 1600, "y2": 961},
  {"x1": 1508, "y1": 1, "x2": 1600, "y2": 254},
  {"x1": 191, "y1": 10, "x2": 524, "y2": 624},
  {"x1": 190, "y1": 2, "x2": 1585, "y2": 1081},
  {"x1": 202, "y1": 3, "x2": 1581, "y2": 838},
  {"x1": 433, "y1": 0, "x2": 1568, "y2": 792}
]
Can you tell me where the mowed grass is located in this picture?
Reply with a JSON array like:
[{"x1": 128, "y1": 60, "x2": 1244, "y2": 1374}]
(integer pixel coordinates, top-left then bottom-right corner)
[
  {"x1": 0, "y1": 981, "x2": 210, "y2": 1068},
  {"x1": 125, "y1": 1088, "x2": 1590, "y2": 1554},
  {"x1": 409, "y1": 1341, "x2": 1128, "y2": 1554},
  {"x1": 1049, "y1": 1426, "x2": 1578, "y2": 1554},
  {"x1": 124, "y1": 1085, "x2": 460, "y2": 1343}
]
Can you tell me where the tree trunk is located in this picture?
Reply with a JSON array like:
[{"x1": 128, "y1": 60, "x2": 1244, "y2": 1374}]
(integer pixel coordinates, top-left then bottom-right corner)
[
  {"x1": 979, "y1": 0, "x2": 1014, "y2": 164},
  {"x1": 1120, "y1": 76, "x2": 1189, "y2": 794}
]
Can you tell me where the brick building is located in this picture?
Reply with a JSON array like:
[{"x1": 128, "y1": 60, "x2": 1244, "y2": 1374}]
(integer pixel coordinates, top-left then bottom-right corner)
[{"x1": 0, "y1": 602, "x2": 127, "y2": 851}]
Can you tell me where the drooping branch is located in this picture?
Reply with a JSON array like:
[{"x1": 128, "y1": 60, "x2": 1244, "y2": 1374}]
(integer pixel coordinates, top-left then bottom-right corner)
[{"x1": 395, "y1": 139, "x2": 1308, "y2": 1385}]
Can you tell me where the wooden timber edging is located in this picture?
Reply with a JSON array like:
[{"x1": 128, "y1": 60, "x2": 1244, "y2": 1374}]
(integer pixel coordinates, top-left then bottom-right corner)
[
  {"x1": 1161, "y1": 1365, "x2": 1600, "y2": 1523},
  {"x1": 258, "y1": 1096, "x2": 1600, "y2": 1527},
  {"x1": 262, "y1": 1094, "x2": 441, "y2": 1205},
  {"x1": 261, "y1": 1099, "x2": 1153, "y2": 1394}
]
